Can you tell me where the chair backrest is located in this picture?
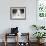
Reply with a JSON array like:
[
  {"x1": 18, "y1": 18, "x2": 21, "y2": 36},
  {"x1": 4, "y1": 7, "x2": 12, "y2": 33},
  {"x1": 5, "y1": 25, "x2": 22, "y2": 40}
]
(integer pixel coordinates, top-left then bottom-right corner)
[{"x1": 18, "y1": 33, "x2": 29, "y2": 42}]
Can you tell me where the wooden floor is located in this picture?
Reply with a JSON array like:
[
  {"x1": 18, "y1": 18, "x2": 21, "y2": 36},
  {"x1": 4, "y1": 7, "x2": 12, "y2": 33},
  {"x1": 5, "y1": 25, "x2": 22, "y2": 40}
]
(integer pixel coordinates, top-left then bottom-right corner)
[{"x1": 0, "y1": 42, "x2": 46, "y2": 46}]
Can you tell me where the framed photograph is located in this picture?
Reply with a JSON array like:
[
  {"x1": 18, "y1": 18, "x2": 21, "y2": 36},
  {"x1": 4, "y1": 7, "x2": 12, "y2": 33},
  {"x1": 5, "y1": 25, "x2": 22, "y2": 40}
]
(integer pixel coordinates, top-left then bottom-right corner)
[{"x1": 10, "y1": 7, "x2": 26, "y2": 20}]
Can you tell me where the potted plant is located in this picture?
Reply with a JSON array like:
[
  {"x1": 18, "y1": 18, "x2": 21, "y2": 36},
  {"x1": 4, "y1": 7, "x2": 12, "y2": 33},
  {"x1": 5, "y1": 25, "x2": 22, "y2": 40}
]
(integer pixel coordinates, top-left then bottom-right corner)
[
  {"x1": 33, "y1": 32, "x2": 46, "y2": 43},
  {"x1": 32, "y1": 25, "x2": 46, "y2": 43}
]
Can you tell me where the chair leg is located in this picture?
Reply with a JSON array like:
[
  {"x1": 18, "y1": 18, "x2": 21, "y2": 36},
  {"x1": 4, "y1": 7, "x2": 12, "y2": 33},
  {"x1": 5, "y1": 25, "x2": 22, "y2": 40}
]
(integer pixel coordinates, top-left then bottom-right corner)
[
  {"x1": 4, "y1": 33, "x2": 7, "y2": 46},
  {"x1": 4, "y1": 41, "x2": 7, "y2": 46}
]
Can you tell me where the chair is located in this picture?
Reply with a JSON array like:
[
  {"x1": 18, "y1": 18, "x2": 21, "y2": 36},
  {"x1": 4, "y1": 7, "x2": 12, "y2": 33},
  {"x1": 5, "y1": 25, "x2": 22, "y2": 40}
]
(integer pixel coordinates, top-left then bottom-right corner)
[
  {"x1": 4, "y1": 33, "x2": 18, "y2": 46},
  {"x1": 18, "y1": 33, "x2": 30, "y2": 46},
  {"x1": 4, "y1": 27, "x2": 19, "y2": 46}
]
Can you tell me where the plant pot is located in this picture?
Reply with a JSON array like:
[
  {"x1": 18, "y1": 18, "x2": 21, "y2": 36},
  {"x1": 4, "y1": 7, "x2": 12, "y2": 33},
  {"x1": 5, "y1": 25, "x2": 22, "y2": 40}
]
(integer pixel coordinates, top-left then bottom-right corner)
[
  {"x1": 37, "y1": 39, "x2": 45, "y2": 44},
  {"x1": 37, "y1": 39, "x2": 40, "y2": 43},
  {"x1": 40, "y1": 38, "x2": 45, "y2": 43}
]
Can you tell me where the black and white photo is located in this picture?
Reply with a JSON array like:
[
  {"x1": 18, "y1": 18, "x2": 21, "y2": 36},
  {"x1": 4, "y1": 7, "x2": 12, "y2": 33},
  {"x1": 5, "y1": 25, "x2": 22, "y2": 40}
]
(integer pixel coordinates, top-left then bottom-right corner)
[{"x1": 10, "y1": 7, "x2": 26, "y2": 20}]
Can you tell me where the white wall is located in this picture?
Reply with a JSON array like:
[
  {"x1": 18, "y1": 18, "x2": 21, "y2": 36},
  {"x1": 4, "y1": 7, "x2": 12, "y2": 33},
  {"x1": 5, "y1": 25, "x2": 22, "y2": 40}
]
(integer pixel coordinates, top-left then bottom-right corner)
[
  {"x1": 0, "y1": 0, "x2": 36, "y2": 35},
  {"x1": 0, "y1": 0, "x2": 37, "y2": 42}
]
